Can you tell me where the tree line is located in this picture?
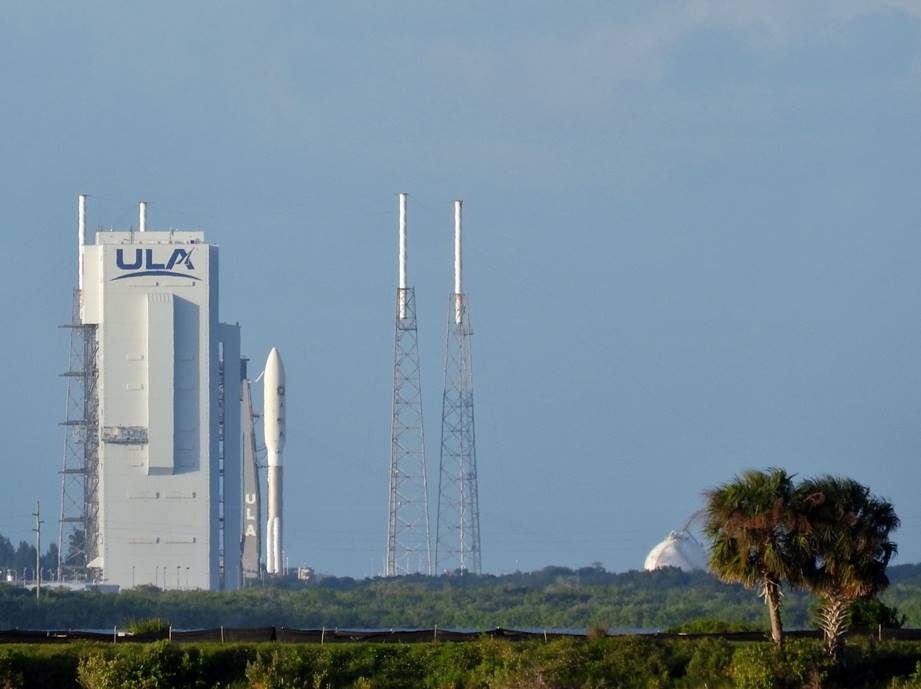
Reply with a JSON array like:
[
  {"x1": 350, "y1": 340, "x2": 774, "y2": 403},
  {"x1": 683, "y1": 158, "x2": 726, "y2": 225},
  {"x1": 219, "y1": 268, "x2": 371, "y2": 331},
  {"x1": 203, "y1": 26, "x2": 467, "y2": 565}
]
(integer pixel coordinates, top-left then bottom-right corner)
[{"x1": 0, "y1": 535, "x2": 58, "y2": 581}]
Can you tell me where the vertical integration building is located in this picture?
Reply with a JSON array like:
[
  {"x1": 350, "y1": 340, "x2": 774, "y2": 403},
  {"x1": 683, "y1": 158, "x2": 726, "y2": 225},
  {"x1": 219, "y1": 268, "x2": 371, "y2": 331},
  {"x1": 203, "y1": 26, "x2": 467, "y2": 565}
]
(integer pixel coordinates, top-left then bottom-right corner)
[{"x1": 79, "y1": 212, "x2": 242, "y2": 590}]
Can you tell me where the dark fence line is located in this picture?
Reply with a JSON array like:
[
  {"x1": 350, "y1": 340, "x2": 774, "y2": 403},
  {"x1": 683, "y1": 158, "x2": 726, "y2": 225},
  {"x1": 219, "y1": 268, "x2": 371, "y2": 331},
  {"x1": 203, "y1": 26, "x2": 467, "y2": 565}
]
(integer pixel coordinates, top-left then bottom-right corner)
[{"x1": 1, "y1": 626, "x2": 919, "y2": 645}]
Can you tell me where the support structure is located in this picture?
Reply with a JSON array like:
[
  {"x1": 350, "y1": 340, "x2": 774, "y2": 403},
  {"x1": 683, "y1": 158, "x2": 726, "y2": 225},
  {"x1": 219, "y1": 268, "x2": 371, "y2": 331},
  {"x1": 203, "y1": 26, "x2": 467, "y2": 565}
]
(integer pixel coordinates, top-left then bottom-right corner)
[
  {"x1": 435, "y1": 200, "x2": 482, "y2": 574},
  {"x1": 241, "y1": 378, "x2": 262, "y2": 580},
  {"x1": 386, "y1": 193, "x2": 432, "y2": 576},
  {"x1": 58, "y1": 197, "x2": 100, "y2": 582},
  {"x1": 57, "y1": 304, "x2": 99, "y2": 581}
]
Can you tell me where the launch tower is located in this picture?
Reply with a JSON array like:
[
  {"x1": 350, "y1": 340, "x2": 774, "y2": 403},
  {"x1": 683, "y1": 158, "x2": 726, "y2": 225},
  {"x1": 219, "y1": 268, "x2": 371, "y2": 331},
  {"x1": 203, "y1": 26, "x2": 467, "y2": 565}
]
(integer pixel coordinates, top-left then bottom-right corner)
[
  {"x1": 435, "y1": 200, "x2": 482, "y2": 574},
  {"x1": 386, "y1": 193, "x2": 432, "y2": 576},
  {"x1": 60, "y1": 197, "x2": 243, "y2": 591},
  {"x1": 57, "y1": 195, "x2": 100, "y2": 581}
]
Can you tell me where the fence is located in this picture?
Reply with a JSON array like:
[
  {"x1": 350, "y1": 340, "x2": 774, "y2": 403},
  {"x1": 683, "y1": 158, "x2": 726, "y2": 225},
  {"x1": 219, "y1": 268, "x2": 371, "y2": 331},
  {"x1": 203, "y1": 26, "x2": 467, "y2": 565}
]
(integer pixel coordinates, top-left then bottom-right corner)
[{"x1": 1, "y1": 626, "x2": 920, "y2": 645}]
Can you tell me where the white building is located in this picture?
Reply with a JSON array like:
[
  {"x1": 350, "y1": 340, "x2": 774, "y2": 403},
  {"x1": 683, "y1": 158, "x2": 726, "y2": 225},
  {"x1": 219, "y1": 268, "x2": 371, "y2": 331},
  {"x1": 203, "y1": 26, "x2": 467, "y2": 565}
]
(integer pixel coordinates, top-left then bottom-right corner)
[
  {"x1": 81, "y1": 226, "x2": 241, "y2": 591},
  {"x1": 643, "y1": 530, "x2": 708, "y2": 573}
]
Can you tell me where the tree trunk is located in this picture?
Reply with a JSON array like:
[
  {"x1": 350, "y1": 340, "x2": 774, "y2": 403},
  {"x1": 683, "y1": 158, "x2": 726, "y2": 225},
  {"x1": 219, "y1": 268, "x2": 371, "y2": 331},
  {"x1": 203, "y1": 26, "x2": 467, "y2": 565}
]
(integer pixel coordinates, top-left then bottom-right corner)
[
  {"x1": 763, "y1": 578, "x2": 784, "y2": 647},
  {"x1": 819, "y1": 594, "x2": 850, "y2": 660}
]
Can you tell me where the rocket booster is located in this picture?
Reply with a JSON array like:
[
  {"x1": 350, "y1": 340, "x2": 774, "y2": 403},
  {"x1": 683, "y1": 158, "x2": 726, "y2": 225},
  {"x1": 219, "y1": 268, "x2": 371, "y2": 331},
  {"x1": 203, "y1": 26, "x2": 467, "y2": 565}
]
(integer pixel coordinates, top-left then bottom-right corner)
[{"x1": 264, "y1": 347, "x2": 286, "y2": 575}]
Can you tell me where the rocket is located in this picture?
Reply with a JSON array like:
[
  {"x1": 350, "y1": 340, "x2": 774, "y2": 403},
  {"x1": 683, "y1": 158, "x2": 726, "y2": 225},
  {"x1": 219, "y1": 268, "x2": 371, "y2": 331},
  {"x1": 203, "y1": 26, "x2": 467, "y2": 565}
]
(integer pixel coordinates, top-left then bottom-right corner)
[{"x1": 264, "y1": 347, "x2": 286, "y2": 575}]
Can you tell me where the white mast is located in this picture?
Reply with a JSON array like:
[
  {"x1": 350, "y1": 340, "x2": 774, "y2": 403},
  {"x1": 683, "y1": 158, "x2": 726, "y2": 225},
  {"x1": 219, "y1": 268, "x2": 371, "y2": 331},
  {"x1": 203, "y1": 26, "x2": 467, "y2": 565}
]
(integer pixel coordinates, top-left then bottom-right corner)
[
  {"x1": 139, "y1": 201, "x2": 147, "y2": 232},
  {"x1": 454, "y1": 200, "x2": 463, "y2": 324},
  {"x1": 77, "y1": 194, "x2": 86, "y2": 293},
  {"x1": 398, "y1": 192, "x2": 408, "y2": 319}
]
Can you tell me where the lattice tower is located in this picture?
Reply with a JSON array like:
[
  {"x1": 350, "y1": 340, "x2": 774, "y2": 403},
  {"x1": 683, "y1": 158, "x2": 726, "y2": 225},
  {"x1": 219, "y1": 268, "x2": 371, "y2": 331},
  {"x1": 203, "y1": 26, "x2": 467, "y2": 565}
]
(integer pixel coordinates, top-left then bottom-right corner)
[
  {"x1": 57, "y1": 289, "x2": 100, "y2": 581},
  {"x1": 386, "y1": 286, "x2": 433, "y2": 575},
  {"x1": 435, "y1": 200, "x2": 481, "y2": 574},
  {"x1": 435, "y1": 292, "x2": 481, "y2": 574}
]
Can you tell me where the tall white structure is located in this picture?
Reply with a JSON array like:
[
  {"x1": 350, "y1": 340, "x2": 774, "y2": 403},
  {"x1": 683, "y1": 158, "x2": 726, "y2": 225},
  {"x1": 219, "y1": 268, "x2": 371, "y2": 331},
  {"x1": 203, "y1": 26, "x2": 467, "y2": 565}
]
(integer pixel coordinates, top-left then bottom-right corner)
[
  {"x1": 79, "y1": 201, "x2": 242, "y2": 590},
  {"x1": 386, "y1": 193, "x2": 432, "y2": 576},
  {"x1": 264, "y1": 347, "x2": 286, "y2": 575},
  {"x1": 435, "y1": 200, "x2": 482, "y2": 574},
  {"x1": 644, "y1": 530, "x2": 708, "y2": 572},
  {"x1": 240, "y1": 378, "x2": 262, "y2": 580}
]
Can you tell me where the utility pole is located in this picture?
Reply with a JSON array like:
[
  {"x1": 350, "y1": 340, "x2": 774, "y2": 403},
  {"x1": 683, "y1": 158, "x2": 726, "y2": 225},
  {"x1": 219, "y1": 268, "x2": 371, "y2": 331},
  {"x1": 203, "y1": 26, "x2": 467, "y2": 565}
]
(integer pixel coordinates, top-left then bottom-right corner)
[{"x1": 33, "y1": 501, "x2": 43, "y2": 600}]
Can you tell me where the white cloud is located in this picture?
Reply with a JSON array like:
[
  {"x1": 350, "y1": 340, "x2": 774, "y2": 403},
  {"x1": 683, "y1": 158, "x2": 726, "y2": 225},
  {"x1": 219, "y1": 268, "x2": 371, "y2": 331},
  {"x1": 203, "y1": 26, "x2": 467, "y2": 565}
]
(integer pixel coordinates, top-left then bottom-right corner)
[
  {"x1": 841, "y1": 0, "x2": 921, "y2": 19},
  {"x1": 427, "y1": 0, "x2": 920, "y2": 118}
]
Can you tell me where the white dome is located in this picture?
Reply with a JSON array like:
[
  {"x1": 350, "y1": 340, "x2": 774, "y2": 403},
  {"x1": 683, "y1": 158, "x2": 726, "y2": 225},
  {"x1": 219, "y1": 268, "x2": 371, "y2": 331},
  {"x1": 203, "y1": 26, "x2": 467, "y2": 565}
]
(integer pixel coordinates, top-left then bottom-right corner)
[{"x1": 644, "y1": 530, "x2": 708, "y2": 572}]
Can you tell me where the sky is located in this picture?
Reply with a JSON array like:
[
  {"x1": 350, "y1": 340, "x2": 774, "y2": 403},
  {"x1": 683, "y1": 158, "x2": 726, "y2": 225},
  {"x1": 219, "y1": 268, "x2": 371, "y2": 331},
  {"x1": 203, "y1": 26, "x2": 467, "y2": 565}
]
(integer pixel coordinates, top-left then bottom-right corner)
[{"x1": 1, "y1": 1, "x2": 920, "y2": 577}]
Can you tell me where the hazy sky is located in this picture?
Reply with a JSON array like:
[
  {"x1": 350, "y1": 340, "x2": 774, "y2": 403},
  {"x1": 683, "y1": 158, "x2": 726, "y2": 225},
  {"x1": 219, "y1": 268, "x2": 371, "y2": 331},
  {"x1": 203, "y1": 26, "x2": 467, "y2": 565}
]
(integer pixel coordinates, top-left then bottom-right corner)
[{"x1": 1, "y1": 1, "x2": 920, "y2": 577}]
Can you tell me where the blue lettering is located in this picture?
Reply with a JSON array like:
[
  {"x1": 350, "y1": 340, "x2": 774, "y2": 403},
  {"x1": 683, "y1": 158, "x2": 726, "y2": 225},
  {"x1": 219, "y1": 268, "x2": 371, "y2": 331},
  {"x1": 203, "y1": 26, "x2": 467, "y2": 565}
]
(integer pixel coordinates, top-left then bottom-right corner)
[
  {"x1": 116, "y1": 249, "x2": 143, "y2": 270},
  {"x1": 166, "y1": 248, "x2": 195, "y2": 270},
  {"x1": 145, "y1": 249, "x2": 166, "y2": 270},
  {"x1": 112, "y1": 246, "x2": 197, "y2": 281}
]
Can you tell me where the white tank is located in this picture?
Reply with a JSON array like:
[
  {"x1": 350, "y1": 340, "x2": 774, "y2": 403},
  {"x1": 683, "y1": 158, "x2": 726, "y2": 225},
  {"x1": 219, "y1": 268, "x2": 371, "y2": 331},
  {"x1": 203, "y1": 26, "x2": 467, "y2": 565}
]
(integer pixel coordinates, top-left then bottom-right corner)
[{"x1": 644, "y1": 530, "x2": 708, "y2": 572}]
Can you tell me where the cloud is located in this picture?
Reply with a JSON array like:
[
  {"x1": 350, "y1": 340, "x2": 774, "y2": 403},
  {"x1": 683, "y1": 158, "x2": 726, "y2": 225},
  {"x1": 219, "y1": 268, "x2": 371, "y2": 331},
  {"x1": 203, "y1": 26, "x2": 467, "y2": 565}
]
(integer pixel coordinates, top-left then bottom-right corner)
[
  {"x1": 847, "y1": 0, "x2": 921, "y2": 19},
  {"x1": 433, "y1": 0, "x2": 921, "y2": 101}
]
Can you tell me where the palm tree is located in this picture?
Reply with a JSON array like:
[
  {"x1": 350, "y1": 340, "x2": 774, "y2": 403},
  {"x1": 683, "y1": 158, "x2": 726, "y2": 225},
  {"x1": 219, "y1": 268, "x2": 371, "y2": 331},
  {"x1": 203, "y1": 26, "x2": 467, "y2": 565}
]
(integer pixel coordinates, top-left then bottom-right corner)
[
  {"x1": 797, "y1": 476, "x2": 899, "y2": 659},
  {"x1": 703, "y1": 468, "x2": 808, "y2": 647}
]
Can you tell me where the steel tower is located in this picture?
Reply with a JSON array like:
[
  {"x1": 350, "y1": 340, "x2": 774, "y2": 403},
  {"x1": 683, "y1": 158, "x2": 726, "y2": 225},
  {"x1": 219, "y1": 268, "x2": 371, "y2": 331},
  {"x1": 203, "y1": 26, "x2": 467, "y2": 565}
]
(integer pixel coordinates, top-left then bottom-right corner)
[
  {"x1": 58, "y1": 195, "x2": 100, "y2": 582},
  {"x1": 386, "y1": 193, "x2": 432, "y2": 576},
  {"x1": 435, "y1": 200, "x2": 482, "y2": 574}
]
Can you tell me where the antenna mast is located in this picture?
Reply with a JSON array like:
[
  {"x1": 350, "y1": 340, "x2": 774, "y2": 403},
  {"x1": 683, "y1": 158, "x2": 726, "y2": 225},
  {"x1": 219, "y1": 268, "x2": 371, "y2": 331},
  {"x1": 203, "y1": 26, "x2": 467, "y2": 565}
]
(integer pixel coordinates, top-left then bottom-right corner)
[
  {"x1": 435, "y1": 200, "x2": 482, "y2": 574},
  {"x1": 386, "y1": 193, "x2": 432, "y2": 576}
]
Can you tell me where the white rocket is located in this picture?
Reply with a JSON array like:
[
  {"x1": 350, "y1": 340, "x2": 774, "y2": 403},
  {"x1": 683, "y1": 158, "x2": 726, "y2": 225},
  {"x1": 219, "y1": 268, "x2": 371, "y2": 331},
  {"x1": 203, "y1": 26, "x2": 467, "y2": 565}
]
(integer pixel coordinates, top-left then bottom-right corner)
[{"x1": 264, "y1": 347, "x2": 286, "y2": 575}]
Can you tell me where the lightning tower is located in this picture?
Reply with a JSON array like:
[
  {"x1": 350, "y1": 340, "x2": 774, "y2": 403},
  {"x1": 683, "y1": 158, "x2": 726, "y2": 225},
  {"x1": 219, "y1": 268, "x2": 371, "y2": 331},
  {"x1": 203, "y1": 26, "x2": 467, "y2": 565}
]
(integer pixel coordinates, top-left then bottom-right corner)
[
  {"x1": 58, "y1": 194, "x2": 100, "y2": 581},
  {"x1": 386, "y1": 192, "x2": 432, "y2": 576},
  {"x1": 435, "y1": 200, "x2": 482, "y2": 574}
]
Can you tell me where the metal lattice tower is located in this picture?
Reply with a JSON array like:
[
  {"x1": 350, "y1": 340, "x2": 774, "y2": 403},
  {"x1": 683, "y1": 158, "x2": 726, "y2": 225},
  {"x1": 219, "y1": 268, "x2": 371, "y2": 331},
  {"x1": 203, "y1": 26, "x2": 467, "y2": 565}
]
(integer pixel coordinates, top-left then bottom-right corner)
[
  {"x1": 57, "y1": 299, "x2": 100, "y2": 581},
  {"x1": 435, "y1": 200, "x2": 482, "y2": 574},
  {"x1": 58, "y1": 196, "x2": 100, "y2": 582},
  {"x1": 386, "y1": 193, "x2": 432, "y2": 576}
]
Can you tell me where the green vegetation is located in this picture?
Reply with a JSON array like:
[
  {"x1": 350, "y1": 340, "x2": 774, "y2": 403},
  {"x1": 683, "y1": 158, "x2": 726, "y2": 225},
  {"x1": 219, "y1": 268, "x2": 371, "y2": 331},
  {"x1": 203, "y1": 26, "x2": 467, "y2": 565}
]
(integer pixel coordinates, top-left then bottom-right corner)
[
  {"x1": 704, "y1": 468, "x2": 803, "y2": 646},
  {"x1": 124, "y1": 617, "x2": 170, "y2": 635},
  {"x1": 667, "y1": 618, "x2": 765, "y2": 634},
  {"x1": 0, "y1": 566, "x2": 822, "y2": 630},
  {"x1": 0, "y1": 533, "x2": 58, "y2": 580},
  {"x1": 0, "y1": 637, "x2": 920, "y2": 688},
  {"x1": 2, "y1": 563, "x2": 920, "y2": 632},
  {"x1": 704, "y1": 470, "x2": 899, "y2": 658},
  {"x1": 797, "y1": 475, "x2": 899, "y2": 658}
]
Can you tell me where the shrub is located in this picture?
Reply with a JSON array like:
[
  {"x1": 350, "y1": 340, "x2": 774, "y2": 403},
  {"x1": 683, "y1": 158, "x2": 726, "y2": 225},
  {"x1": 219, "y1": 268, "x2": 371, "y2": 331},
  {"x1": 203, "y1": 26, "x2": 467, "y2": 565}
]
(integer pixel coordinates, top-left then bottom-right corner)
[
  {"x1": 850, "y1": 598, "x2": 906, "y2": 630},
  {"x1": 731, "y1": 645, "x2": 777, "y2": 689},
  {"x1": 843, "y1": 638, "x2": 921, "y2": 688},
  {"x1": 125, "y1": 618, "x2": 169, "y2": 636},
  {"x1": 668, "y1": 618, "x2": 764, "y2": 634},
  {"x1": 890, "y1": 661, "x2": 921, "y2": 689},
  {"x1": 77, "y1": 641, "x2": 214, "y2": 689},
  {"x1": 777, "y1": 639, "x2": 832, "y2": 688},
  {"x1": 0, "y1": 649, "x2": 25, "y2": 689},
  {"x1": 730, "y1": 640, "x2": 833, "y2": 689},
  {"x1": 244, "y1": 648, "x2": 314, "y2": 689},
  {"x1": 686, "y1": 637, "x2": 733, "y2": 684}
]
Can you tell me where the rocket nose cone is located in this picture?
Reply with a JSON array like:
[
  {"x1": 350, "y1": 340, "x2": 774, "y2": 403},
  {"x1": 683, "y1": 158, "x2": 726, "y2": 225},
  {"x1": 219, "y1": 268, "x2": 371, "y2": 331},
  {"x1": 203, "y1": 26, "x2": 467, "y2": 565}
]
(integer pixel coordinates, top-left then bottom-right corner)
[{"x1": 266, "y1": 347, "x2": 285, "y2": 378}]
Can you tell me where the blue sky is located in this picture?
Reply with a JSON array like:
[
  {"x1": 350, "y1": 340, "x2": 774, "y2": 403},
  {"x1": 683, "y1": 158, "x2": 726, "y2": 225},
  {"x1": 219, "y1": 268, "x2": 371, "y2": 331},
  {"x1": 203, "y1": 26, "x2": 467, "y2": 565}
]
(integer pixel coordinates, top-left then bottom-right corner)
[{"x1": 1, "y1": 1, "x2": 920, "y2": 576}]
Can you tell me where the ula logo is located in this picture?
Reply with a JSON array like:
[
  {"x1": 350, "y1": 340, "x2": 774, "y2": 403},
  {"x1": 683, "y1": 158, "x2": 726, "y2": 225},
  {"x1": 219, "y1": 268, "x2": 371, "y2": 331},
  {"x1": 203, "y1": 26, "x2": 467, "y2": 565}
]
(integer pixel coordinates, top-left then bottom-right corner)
[{"x1": 113, "y1": 248, "x2": 197, "y2": 281}]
